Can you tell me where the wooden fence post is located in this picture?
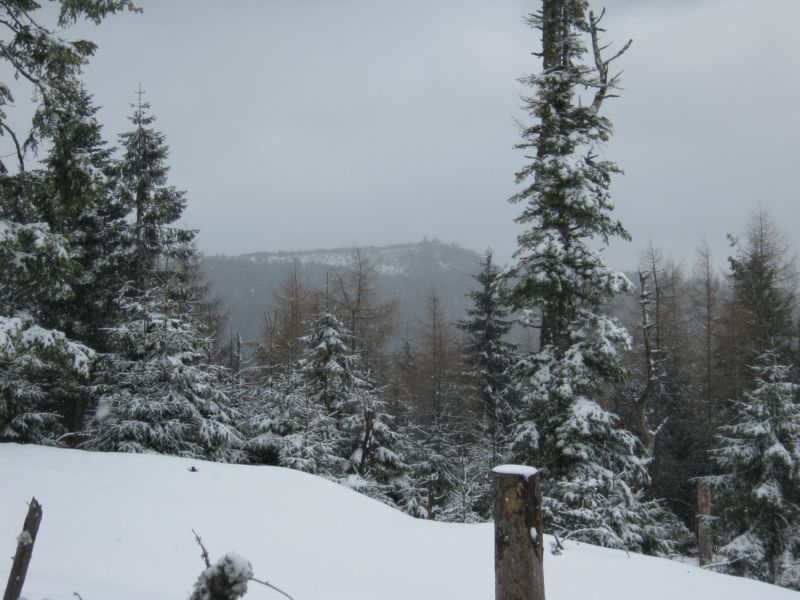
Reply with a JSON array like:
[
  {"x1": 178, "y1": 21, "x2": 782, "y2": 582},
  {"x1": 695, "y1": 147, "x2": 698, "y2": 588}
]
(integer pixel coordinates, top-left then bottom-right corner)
[
  {"x1": 697, "y1": 482, "x2": 713, "y2": 568},
  {"x1": 3, "y1": 497, "x2": 43, "y2": 600},
  {"x1": 493, "y1": 465, "x2": 544, "y2": 600}
]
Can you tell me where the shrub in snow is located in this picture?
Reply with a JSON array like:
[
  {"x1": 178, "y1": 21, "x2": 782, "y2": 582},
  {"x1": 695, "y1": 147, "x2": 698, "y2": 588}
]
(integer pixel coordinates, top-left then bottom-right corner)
[{"x1": 189, "y1": 552, "x2": 253, "y2": 600}]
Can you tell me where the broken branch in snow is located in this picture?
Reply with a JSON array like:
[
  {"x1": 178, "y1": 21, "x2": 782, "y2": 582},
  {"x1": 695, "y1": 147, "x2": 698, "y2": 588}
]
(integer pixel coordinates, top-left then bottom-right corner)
[{"x1": 3, "y1": 497, "x2": 42, "y2": 600}]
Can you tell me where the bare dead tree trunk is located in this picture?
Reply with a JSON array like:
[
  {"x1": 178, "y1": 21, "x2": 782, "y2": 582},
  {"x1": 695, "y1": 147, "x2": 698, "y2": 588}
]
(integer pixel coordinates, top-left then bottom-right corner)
[
  {"x1": 697, "y1": 482, "x2": 713, "y2": 568},
  {"x1": 358, "y1": 408, "x2": 374, "y2": 474},
  {"x1": 3, "y1": 498, "x2": 42, "y2": 600},
  {"x1": 694, "y1": 242, "x2": 717, "y2": 418},
  {"x1": 494, "y1": 467, "x2": 545, "y2": 600},
  {"x1": 634, "y1": 271, "x2": 657, "y2": 457}
]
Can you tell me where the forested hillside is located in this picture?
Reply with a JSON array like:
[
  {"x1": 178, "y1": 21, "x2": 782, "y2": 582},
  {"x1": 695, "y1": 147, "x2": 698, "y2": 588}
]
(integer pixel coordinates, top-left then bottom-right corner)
[{"x1": 201, "y1": 239, "x2": 481, "y2": 355}]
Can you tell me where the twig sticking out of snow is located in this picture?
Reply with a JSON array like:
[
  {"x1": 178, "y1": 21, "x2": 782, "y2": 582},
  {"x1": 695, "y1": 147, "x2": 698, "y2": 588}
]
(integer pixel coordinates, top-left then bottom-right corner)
[
  {"x1": 551, "y1": 529, "x2": 631, "y2": 558},
  {"x1": 192, "y1": 529, "x2": 212, "y2": 569}
]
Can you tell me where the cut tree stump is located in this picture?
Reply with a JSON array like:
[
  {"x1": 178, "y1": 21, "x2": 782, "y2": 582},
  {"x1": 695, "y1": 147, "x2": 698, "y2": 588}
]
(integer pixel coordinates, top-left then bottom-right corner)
[
  {"x1": 3, "y1": 497, "x2": 42, "y2": 600},
  {"x1": 493, "y1": 465, "x2": 544, "y2": 600}
]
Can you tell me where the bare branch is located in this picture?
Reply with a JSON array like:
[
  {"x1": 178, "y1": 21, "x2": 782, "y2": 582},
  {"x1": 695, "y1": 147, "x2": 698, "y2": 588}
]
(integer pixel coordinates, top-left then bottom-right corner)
[
  {"x1": 588, "y1": 10, "x2": 632, "y2": 113},
  {"x1": 0, "y1": 43, "x2": 42, "y2": 87},
  {"x1": 606, "y1": 40, "x2": 633, "y2": 66},
  {"x1": 0, "y1": 122, "x2": 25, "y2": 172},
  {"x1": 594, "y1": 7, "x2": 606, "y2": 24},
  {"x1": 250, "y1": 577, "x2": 296, "y2": 600}
]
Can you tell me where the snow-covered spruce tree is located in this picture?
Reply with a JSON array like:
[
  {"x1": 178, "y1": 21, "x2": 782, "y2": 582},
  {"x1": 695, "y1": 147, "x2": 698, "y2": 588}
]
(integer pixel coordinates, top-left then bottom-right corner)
[
  {"x1": 295, "y1": 312, "x2": 358, "y2": 477},
  {"x1": 0, "y1": 173, "x2": 87, "y2": 443},
  {"x1": 81, "y1": 94, "x2": 245, "y2": 462},
  {"x1": 112, "y1": 87, "x2": 192, "y2": 290},
  {"x1": 36, "y1": 85, "x2": 134, "y2": 431},
  {"x1": 506, "y1": 2, "x2": 679, "y2": 553},
  {"x1": 81, "y1": 285, "x2": 246, "y2": 462},
  {"x1": 341, "y1": 382, "x2": 406, "y2": 497},
  {"x1": 438, "y1": 436, "x2": 493, "y2": 523},
  {"x1": 0, "y1": 120, "x2": 106, "y2": 440},
  {"x1": 401, "y1": 420, "x2": 457, "y2": 519},
  {"x1": 295, "y1": 312, "x2": 405, "y2": 496},
  {"x1": 0, "y1": 1, "x2": 135, "y2": 442},
  {"x1": 708, "y1": 350, "x2": 800, "y2": 589},
  {"x1": 458, "y1": 249, "x2": 517, "y2": 464},
  {"x1": 241, "y1": 367, "x2": 341, "y2": 473},
  {"x1": 0, "y1": 312, "x2": 93, "y2": 444},
  {"x1": 41, "y1": 84, "x2": 130, "y2": 356}
]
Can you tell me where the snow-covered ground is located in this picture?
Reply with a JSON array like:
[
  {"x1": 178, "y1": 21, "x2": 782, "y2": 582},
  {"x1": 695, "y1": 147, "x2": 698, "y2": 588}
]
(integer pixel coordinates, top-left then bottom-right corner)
[{"x1": 1, "y1": 444, "x2": 795, "y2": 600}]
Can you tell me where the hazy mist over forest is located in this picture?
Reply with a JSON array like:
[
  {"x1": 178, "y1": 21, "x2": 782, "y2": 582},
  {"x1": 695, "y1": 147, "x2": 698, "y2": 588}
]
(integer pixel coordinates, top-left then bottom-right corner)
[{"x1": 3, "y1": 0, "x2": 798, "y2": 268}]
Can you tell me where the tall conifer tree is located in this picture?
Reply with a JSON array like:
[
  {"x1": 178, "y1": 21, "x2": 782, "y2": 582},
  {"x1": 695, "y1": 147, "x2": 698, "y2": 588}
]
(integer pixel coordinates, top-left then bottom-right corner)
[
  {"x1": 506, "y1": 1, "x2": 679, "y2": 553},
  {"x1": 82, "y1": 93, "x2": 244, "y2": 462},
  {"x1": 113, "y1": 87, "x2": 191, "y2": 290},
  {"x1": 0, "y1": 1, "x2": 136, "y2": 443}
]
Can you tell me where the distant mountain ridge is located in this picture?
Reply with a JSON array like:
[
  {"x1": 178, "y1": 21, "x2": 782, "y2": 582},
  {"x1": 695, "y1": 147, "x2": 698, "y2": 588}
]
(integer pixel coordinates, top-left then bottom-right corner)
[{"x1": 201, "y1": 239, "x2": 484, "y2": 352}]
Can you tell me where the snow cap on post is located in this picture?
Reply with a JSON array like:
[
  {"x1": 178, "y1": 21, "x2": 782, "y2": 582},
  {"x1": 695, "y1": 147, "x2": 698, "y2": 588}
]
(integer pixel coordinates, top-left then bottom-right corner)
[{"x1": 493, "y1": 464, "x2": 539, "y2": 479}]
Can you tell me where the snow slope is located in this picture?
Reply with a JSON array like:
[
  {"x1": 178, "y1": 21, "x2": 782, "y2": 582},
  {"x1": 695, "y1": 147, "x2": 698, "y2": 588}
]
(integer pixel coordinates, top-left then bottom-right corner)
[{"x1": 0, "y1": 444, "x2": 795, "y2": 600}]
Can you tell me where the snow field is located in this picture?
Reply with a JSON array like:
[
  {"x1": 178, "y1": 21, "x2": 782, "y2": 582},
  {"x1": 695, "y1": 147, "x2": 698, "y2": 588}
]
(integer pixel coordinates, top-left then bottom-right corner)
[{"x1": 1, "y1": 444, "x2": 795, "y2": 600}]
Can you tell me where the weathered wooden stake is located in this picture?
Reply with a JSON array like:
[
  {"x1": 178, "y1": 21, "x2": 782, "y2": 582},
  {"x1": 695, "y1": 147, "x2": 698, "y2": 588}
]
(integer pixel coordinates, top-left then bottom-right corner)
[
  {"x1": 3, "y1": 497, "x2": 43, "y2": 600},
  {"x1": 494, "y1": 466, "x2": 544, "y2": 600},
  {"x1": 697, "y1": 482, "x2": 713, "y2": 568}
]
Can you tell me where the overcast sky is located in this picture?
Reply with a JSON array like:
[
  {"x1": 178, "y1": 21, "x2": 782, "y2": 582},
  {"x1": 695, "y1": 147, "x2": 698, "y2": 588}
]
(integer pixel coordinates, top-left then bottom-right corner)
[{"x1": 14, "y1": 0, "x2": 800, "y2": 270}]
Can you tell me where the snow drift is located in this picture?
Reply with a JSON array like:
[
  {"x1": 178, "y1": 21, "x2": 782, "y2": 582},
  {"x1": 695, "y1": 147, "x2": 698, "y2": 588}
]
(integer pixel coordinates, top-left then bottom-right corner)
[{"x1": 0, "y1": 444, "x2": 794, "y2": 600}]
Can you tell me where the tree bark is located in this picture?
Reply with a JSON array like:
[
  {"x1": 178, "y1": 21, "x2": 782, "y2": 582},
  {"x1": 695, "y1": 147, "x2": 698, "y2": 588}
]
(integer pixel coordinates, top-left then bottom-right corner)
[
  {"x1": 494, "y1": 468, "x2": 545, "y2": 600},
  {"x1": 3, "y1": 498, "x2": 42, "y2": 600},
  {"x1": 697, "y1": 483, "x2": 713, "y2": 568},
  {"x1": 634, "y1": 271, "x2": 657, "y2": 457}
]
